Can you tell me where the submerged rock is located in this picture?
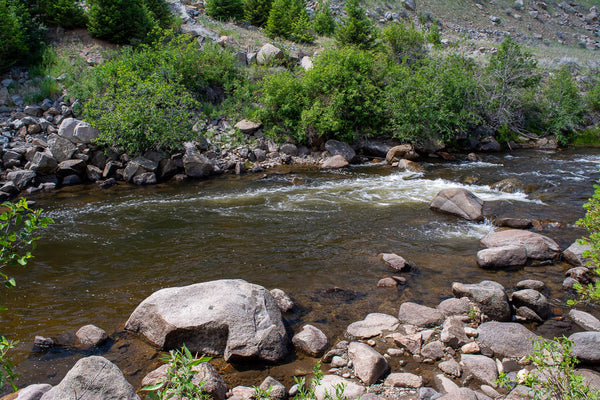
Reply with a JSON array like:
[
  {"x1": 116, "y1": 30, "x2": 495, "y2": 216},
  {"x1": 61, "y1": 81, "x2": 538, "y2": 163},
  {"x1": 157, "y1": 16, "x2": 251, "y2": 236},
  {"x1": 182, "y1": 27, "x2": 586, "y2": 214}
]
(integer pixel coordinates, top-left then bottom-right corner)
[{"x1": 125, "y1": 279, "x2": 289, "y2": 363}]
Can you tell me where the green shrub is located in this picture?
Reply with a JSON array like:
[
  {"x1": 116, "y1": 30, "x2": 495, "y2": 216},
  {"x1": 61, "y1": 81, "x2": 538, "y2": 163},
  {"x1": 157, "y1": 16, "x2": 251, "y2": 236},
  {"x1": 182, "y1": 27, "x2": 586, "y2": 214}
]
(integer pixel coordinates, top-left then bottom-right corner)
[
  {"x1": 540, "y1": 67, "x2": 584, "y2": 145},
  {"x1": 143, "y1": 0, "x2": 174, "y2": 28},
  {"x1": 265, "y1": 0, "x2": 313, "y2": 42},
  {"x1": 313, "y1": 1, "x2": 336, "y2": 36},
  {"x1": 0, "y1": 0, "x2": 45, "y2": 72},
  {"x1": 483, "y1": 36, "x2": 540, "y2": 131},
  {"x1": 586, "y1": 75, "x2": 600, "y2": 113},
  {"x1": 335, "y1": 0, "x2": 376, "y2": 49},
  {"x1": 382, "y1": 21, "x2": 425, "y2": 63},
  {"x1": 87, "y1": 0, "x2": 153, "y2": 44},
  {"x1": 243, "y1": 0, "x2": 272, "y2": 26},
  {"x1": 426, "y1": 22, "x2": 442, "y2": 48},
  {"x1": 206, "y1": 0, "x2": 244, "y2": 21},
  {"x1": 44, "y1": 0, "x2": 88, "y2": 29}
]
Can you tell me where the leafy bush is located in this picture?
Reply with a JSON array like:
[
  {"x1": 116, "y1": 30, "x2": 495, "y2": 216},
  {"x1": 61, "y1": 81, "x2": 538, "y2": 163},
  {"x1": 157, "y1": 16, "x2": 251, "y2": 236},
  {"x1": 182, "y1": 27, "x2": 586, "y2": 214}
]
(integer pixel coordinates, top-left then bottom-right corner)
[
  {"x1": 382, "y1": 21, "x2": 425, "y2": 63},
  {"x1": 482, "y1": 36, "x2": 539, "y2": 132},
  {"x1": 313, "y1": 1, "x2": 336, "y2": 36},
  {"x1": 142, "y1": 345, "x2": 211, "y2": 399},
  {"x1": 206, "y1": 0, "x2": 244, "y2": 21},
  {"x1": 244, "y1": 0, "x2": 272, "y2": 26},
  {"x1": 335, "y1": 0, "x2": 376, "y2": 49},
  {"x1": 75, "y1": 32, "x2": 241, "y2": 154},
  {"x1": 87, "y1": 0, "x2": 154, "y2": 44},
  {"x1": 586, "y1": 75, "x2": 600, "y2": 113},
  {"x1": 497, "y1": 337, "x2": 600, "y2": 400},
  {"x1": 0, "y1": 0, "x2": 45, "y2": 72},
  {"x1": 426, "y1": 22, "x2": 442, "y2": 48},
  {"x1": 540, "y1": 67, "x2": 584, "y2": 145},
  {"x1": 143, "y1": 0, "x2": 174, "y2": 28},
  {"x1": 43, "y1": 0, "x2": 88, "y2": 29}
]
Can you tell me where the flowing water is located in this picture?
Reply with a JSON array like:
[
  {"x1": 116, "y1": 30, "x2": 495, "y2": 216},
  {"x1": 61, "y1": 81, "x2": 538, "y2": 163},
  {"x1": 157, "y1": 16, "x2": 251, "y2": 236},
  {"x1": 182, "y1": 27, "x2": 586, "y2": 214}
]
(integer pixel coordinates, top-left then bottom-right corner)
[{"x1": 1, "y1": 148, "x2": 600, "y2": 392}]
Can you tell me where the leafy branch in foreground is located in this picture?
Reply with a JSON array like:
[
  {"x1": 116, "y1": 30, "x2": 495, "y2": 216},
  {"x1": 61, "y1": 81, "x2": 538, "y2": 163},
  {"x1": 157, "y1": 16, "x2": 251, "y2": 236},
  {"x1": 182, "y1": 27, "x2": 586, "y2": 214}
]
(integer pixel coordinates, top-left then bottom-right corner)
[
  {"x1": 497, "y1": 337, "x2": 599, "y2": 400},
  {"x1": 0, "y1": 198, "x2": 53, "y2": 391}
]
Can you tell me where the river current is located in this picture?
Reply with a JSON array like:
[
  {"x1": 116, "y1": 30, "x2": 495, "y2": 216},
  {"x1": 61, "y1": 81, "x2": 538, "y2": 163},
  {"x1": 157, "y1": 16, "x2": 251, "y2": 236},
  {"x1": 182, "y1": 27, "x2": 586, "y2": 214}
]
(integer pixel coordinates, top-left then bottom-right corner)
[{"x1": 1, "y1": 148, "x2": 599, "y2": 391}]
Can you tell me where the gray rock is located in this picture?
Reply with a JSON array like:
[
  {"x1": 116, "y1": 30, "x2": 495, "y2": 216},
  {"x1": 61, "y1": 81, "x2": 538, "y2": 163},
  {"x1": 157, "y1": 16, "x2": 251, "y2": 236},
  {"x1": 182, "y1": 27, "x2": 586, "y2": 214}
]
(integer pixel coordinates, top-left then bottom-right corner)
[
  {"x1": 57, "y1": 159, "x2": 86, "y2": 178},
  {"x1": 385, "y1": 144, "x2": 418, "y2": 164},
  {"x1": 30, "y1": 152, "x2": 58, "y2": 175},
  {"x1": 392, "y1": 332, "x2": 422, "y2": 354},
  {"x1": 398, "y1": 302, "x2": 444, "y2": 328},
  {"x1": 75, "y1": 324, "x2": 108, "y2": 347},
  {"x1": 438, "y1": 359, "x2": 461, "y2": 378},
  {"x1": 235, "y1": 120, "x2": 262, "y2": 134},
  {"x1": 515, "y1": 306, "x2": 543, "y2": 323},
  {"x1": 476, "y1": 245, "x2": 528, "y2": 269},
  {"x1": 133, "y1": 172, "x2": 157, "y2": 185},
  {"x1": 7, "y1": 170, "x2": 36, "y2": 190},
  {"x1": 293, "y1": 325, "x2": 328, "y2": 357},
  {"x1": 48, "y1": 134, "x2": 77, "y2": 163},
  {"x1": 257, "y1": 44, "x2": 284, "y2": 65},
  {"x1": 103, "y1": 161, "x2": 122, "y2": 179},
  {"x1": 379, "y1": 253, "x2": 412, "y2": 272},
  {"x1": 430, "y1": 188, "x2": 484, "y2": 221},
  {"x1": 361, "y1": 141, "x2": 391, "y2": 158},
  {"x1": 460, "y1": 354, "x2": 498, "y2": 387},
  {"x1": 325, "y1": 140, "x2": 356, "y2": 162},
  {"x1": 260, "y1": 376, "x2": 287, "y2": 400},
  {"x1": 57, "y1": 118, "x2": 79, "y2": 141},
  {"x1": 183, "y1": 147, "x2": 213, "y2": 178},
  {"x1": 125, "y1": 279, "x2": 289, "y2": 363},
  {"x1": 384, "y1": 372, "x2": 423, "y2": 388},
  {"x1": 402, "y1": 0, "x2": 416, "y2": 11},
  {"x1": 61, "y1": 174, "x2": 82, "y2": 186},
  {"x1": 437, "y1": 297, "x2": 472, "y2": 316},
  {"x1": 566, "y1": 266, "x2": 595, "y2": 284},
  {"x1": 346, "y1": 313, "x2": 399, "y2": 339},
  {"x1": 433, "y1": 373, "x2": 460, "y2": 395},
  {"x1": 480, "y1": 229, "x2": 560, "y2": 261},
  {"x1": 270, "y1": 288, "x2": 294, "y2": 312},
  {"x1": 563, "y1": 241, "x2": 593, "y2": 268},
  {"x1": 569, "y1": 309, "x2": 600, "y2": 331},
  {"x1": 280, "y1": 143, "x2": 298, "y2": 156},
  {"x1": 72, "y1": 121, "x2": 100, "y2": 144},
  {"x1": 142, "y1": 361, "x2": 227, "y2": 400},
  {"x1": 441, "y1": 317, "x2": 469, "y2": 349},
  {"x1": 421, "y1": 340, "x2": 445, "y2": 361},
  {"x1": 477, "y1": 322, "x2": 538, "y2": 358},
  {"x1": 419, "y1": 387, "x2": 441, "y2": 400},
  {"x1": 314, "y1": 375, "x2": 365, "y2": 400},
  {"x1": 348, "y1": 342, "x2": 389, "y2": 385},
  {"x1": 452, "y1": 281, "x2": 510, "y2": 322},
  {"x1": 86, "y1": 165, "x2": 103, "y2": 182},
  {"x1": 15, "y1": 384, "x2": 52, "y2": 400},
  {"x1": 321, "y1": 155, "x2": 349, "y2": 169},
  {"x1": 496, "y1": 218, "x2": 533, "y2": 229},
  {"x1": 490, "y1": 178, "x2": 525, "y2": 193},
  {"x1": 40, "y1": 356, "x2": 139, "y2": 400},
  {"x1": 569, "y1": 331, "x2": 600, "y2": 364},
  {"x1": 511, "y1": 289, "x2": 549, "y2": 319},
  {"x1": 123, "y1": 157, "x2": 158, "y2": 182},
  {"x1": 577, "y1": 369, "x2": 600, "y2": 391},
  {"x1": 515, "y1": 280, "x2": 545, "y2": 292}
]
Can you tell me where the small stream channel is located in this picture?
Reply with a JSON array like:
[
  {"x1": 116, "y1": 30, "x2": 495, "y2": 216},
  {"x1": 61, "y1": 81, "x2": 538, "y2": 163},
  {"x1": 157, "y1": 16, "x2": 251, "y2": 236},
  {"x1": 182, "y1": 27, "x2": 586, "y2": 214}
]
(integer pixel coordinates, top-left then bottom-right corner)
[{"x1": 1, "y1": 148, "x2": 599, "y2": 392}]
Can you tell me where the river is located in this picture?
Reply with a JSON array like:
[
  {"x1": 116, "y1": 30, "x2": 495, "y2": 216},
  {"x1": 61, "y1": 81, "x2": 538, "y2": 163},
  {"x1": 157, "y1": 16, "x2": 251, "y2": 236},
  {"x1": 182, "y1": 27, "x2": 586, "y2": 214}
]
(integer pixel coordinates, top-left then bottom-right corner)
[{"x1": 1, "y1": 148, "x2": 599, "y2": 392}]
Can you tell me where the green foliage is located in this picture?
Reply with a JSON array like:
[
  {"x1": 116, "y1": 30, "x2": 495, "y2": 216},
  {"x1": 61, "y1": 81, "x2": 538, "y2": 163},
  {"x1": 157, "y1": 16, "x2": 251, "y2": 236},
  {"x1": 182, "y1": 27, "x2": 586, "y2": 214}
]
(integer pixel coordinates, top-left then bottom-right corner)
[
  {"x1": 144, "y1": 0, "x2": 174, "y2": 28},
  {"x1": 483, "y1": 36, "x2": 539, "y2": 131},
  {"x1": 0, "y1": 198, "x2": 52, "y2": 392},
  {"x1": 265, "y1": 0, "x2": 314, "y2": 42},
  {"x1": 142, "y1": 345, "x2": 212, "y2": 400},
  {"x1": 586, "y1": 75, "x2": 600, "y2": 113},
  {"x1": 313, "y1": 1, "x2": 336, "y2": 36},
  {"x1": 497, "y1": 337, "x2": 600, "y2": 400},
  {"x1": 243, "y1": 0, "x2": 272, "y2": 26},
  {"x1": 87, "y1": 0, "x2": 154, "y2": 44},
  {"x1": 335, "y1": 0, "x2": 376, "y2": 49},
  {"x1": 43, "y1": 0, "x2": 88, "y2": 29},
  {"x1": 0, "y1": 0, "x2": 45, "y2": 72},
  {"x1": 426, "y1": 22, "x2": 442, "y2": 48},
  {"x1": 292, "y1": 362, "x2": 346, "y2": 400},
  {"x1": 382, "y1": 21, "x2": 425, "y2": 63},
  {"x1": 75, "y1": 32, "x2": 241, "y2": 154},
  {"x1": 206, "y1": 0, "x2": 244, "y2": 21},
  {"x1": 540, "y1": 67, "x2": 584, "y2": 145},
  {"x1": 386, "y1": 55, "x2": 482, "y2": 143}
]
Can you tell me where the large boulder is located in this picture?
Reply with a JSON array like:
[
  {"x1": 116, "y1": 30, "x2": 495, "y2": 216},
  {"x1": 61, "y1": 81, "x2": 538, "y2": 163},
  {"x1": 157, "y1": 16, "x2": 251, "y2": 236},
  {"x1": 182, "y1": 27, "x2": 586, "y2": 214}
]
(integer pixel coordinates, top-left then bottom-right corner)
[
  {"x1": 142, "y1": 361, "x2": 227, "y2": 400},
  {"x1": 72, "y1": 121, "x2": 100, "y2": 144},
  {"x1": 569, "y1": 309, "x2": 600, "y2": 331},
  {"x1": 569, "y1": 331, "x2": 600, "y2": 364},
  {"x1": 476, "y1": 245, "x2": 528, "y2": 269},
  {"x1": 257, "y1": 44, "x2": 284, "y2": 65},
  {"x1": 7, "y1": 170, "x2": 36, "y2": 191},
  {"x1": 385, "y1": 144, "x2": 418, "y2": 164},
  {"x1": 125, "y1": 279, "x2": 289, "y2": 363},
  {"x1": 563, "y1": 241, "x2": 593, "y2": 268},
  {"x1": 183, "y1": 146, "x2": 213, "y2": 178},
  {"x1": 40, "y1": 356, "x2": 139, "y2": 400},
  {"x1": 398, "y1": 302, "x2": 444, "y2": 328},
  {"x1": 480, "y1": 229, "x2": 560, "y2": 261},
  {"x1": 30, "y1": 152, "x2": 58, "y2": 175},
  {"x1": 47, "y1": 134, "x2": 77, "y2": 163},
  {"x1": 346, "y1": 313, "x2": 399, "y2": 339},
  {"x1": 348, "y1": 342, "x2": 388, "y2": 385},
  {"x1": 123, "y1": 157, "x2": 158, "y2": 182},
  {"x1": 460, "y1": 354, "x2": 498, "y2": 387},
  {"x1": 440, "y1": 317, "x2": 469, "y2": 349},
  {"x1": 324, "y1": 140, "x2": 356, "y2": 163},
  {"x1": 13, "y1": 384, "x2": 52, "y2": 400},
  {"x1": 321, "y1": 155, "x2": 348, "y2": 169},
  {"x1": 429, "y1": 188, "x2": 484, "y2": 221},
  {"x1": 452, "y1": 281, "x2": 511, "y2": 322},
  {"x1": 511, "y1": 289, "x2": 550, "y2": 320},
  {"x1": 477, "y1": 322, "x2": 538, "y2": 359}
]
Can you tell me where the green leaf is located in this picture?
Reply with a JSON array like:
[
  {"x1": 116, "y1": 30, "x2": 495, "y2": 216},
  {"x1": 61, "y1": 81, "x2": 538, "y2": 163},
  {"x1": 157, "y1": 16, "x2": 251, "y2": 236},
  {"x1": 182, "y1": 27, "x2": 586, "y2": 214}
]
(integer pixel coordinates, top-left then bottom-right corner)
[{"x1": 141, "y1": 382, "x2": 165, "y2": 391}]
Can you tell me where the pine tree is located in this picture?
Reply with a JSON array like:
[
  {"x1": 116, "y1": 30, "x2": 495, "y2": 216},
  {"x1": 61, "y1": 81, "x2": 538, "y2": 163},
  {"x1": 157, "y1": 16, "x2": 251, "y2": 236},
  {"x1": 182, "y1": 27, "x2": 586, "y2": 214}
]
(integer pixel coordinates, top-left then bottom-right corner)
[
  {"x1": 205, "y1": 0, "x2": 244, "y2": 21},
  {"x1": 313, "y1": 0, "x2": 335, "y2": 36},
  {"x1": 143, "y1": 0, "x2": 173, "y2": 28},
  {"x1": 290, "y1": 0, "x2": 314, "y2": 43},
  {"x1": 243, "y1": 0, "x2": 272, "y2": 27},
  {"x1": 265, "y1": 0, "x2": 312, "y2": 42},
  {"x1": 265, "y1": 0, "x2": 291, "y2": 38},
  {"x1": 335, "y1": 0, "x2": 375, "y2": 49},
  {"x1": 87, "y1": 0, "x2": 153, "y2": 44},
  {"x1": 44, "y1": 0, "x2": 88, "y2": 29}
]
